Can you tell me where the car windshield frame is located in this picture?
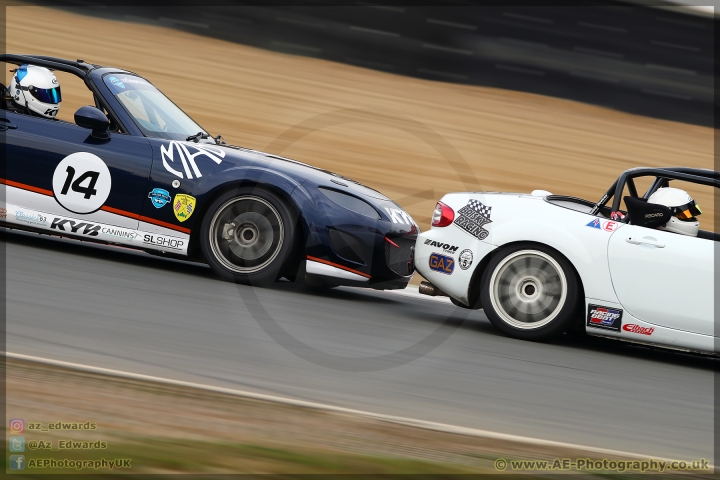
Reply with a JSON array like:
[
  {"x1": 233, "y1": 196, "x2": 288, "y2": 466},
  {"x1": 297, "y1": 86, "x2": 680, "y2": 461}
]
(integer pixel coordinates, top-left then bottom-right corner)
[{"x1": 102, "y1": 73, "x2": 208, "y2": 141}]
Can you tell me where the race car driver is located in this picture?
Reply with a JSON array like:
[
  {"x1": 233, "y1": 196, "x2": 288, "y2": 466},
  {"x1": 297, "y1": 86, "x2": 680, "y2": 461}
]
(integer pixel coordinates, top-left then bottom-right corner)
[
  {"x1": 2, "y1": 64, "x2": 61, "y2": 119},
  {"x1": 647, "y1": 187, "x2": 701, "y2": 236}
]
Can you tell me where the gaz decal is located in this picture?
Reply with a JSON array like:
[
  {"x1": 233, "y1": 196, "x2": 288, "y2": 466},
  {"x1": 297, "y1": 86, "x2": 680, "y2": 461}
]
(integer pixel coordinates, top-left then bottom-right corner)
[
  {"x1": 52, "y1": 152, "x2": 111, "y2": 214},
  {"x1": 429, "y1": 253, "x2": 454, "y2": 275},
  {"x1": 160, "y1": 141, "x2": 225, "y2": 179}
]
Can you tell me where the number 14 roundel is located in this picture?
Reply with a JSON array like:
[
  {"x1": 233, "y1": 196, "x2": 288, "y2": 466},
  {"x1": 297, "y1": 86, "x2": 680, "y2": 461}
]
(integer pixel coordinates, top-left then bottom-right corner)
[{"x1": 52, "y1": 152, "x2": 112, "y2": 214}]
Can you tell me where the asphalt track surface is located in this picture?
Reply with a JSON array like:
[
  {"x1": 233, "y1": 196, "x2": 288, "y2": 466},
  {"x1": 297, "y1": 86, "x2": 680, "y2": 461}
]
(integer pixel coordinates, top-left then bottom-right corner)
[{"x1": 5, "y1": 229, "x2": 715, "y2": 461}]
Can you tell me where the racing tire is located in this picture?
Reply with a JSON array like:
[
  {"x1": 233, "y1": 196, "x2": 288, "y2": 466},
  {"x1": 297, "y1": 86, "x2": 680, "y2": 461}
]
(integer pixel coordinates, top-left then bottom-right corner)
[
  {"x1": 480, "y1": 243, "x2": 579, "y2": 341},
  {"x1": 200, "y1": 188, "x2": 298, "y2": 287}
]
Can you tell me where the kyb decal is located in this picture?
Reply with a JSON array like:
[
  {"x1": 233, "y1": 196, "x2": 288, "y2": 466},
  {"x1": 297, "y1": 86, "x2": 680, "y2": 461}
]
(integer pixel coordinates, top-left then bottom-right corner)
[
  {"x1": 160, "y1": 141, "x2": 225, "y2": 180},
  {"x1": 384, "y1": 207, "x2": 415, "y2": 225},
  {"x1": 424, "y1": 239, "x2": 458, "y2": 254},
  {"x1": 454, "y1": 199, "x2": 492, "y2": 240},
  {"x1": 50, "y1": 218, "x2": 101, "y2": 237},
  {"x1": 586, "y1": 304, "x2": 622, "y2": 332},
  {"x1": 429, "y1": 253, "x2": 454, "y2": 275}
]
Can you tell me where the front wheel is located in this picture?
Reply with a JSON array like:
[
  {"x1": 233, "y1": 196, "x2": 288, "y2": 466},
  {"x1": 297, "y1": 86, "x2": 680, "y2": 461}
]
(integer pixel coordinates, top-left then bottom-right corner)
[
  {"x1": 200, "y1": 188, "x2": 298, "y2": 286},
  {"x1": 480, "y1": 244, "x2": 579, "y2": 341}
]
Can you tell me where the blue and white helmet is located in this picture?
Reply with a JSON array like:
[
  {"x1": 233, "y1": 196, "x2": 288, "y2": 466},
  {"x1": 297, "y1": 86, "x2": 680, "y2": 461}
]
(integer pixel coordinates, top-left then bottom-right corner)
[{"x1": 9, "y1": 64, "x2": 61, "y2": 118}]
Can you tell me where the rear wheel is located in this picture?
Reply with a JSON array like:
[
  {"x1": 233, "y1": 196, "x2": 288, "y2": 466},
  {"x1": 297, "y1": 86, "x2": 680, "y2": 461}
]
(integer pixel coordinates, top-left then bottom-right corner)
[
  {"x1": 480, "y1": 244, "x2": 579, "y2": 340},
  {"x1": 200, "y1": 188, "x2": 297, "y2": 286}
]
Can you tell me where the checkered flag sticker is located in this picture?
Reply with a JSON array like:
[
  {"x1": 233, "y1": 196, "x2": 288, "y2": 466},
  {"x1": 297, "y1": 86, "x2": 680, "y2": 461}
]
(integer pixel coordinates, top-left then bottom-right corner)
[{"x1": 467, "y1": 199, "x2": 492, "y2": 220}]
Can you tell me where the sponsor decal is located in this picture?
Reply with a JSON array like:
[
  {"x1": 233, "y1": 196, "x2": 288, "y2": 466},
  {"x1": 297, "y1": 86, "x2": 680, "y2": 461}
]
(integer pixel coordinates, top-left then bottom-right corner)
[
  {"x1": 173, "y1": 194, "x2": 196, "y2": 222},
  {"x1": 0, "y1": 207, "x2": 7, "y2": 218},
  {"x1": 622, "y1": 324, "x2": 654, "y2": 336},
  {"x1": 602, "y1": 221, "x2": 618, "y2": 232},
  {"x1": 116, "y1": 76, "x2": 151, "y2": 87},
  {"x1": 645, "y1": 212, "x2": 663, "y2": 218},
  {"x1": 586, "y1": 304, "x2": 622, "y2": 332},
  {"x1": 108, "y1": 76, "x2": 125, "y2": 89},
  {"x1": 143, "y1": 234, "x2": 185, "y2": 251},
  {"x1": 586, "y1": 218, "x2": 601, "y2": 229},
  {"x1": 423, "y1": 239, "x2": 459, "y2": 254},
  {"x1": 429, "y1": 253, "x2": 454, "y2": 275},
  {"x1": 453, "y1": 199, "x2": 492, "y2": 240},
  {"x1": 100, "y1": 226, "x2": 139, "y2": 242},
  {"x1": 385, "y1": 207, "x2": 415, "y2": 225},
  {"x1": 148, "y1": 188, "x2": 171, "y2": 208},
  {"x1": 50, "y1": 218, "x2": 101, "y2": 237},
  {"x1": 14, "y1": 210, "x2": 48, "y2": 227},
  {"x1": 587, "y1": 219, "x2": 619, "y2": 232},
  {"x1": 160, "y1": 141, "x2": 225, "y2": 179},
  {"x1": 51, "y1": 152, "x2": 112, "y2": 214},
  {"x1": 458, "y1": 249, "x2": 473, "y2": 270}
]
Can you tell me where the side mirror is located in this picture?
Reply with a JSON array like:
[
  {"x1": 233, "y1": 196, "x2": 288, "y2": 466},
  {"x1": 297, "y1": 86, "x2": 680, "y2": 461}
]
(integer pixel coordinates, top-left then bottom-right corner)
[{"x1": 74, "y1": 106, "x2": 109, "y2": 139}]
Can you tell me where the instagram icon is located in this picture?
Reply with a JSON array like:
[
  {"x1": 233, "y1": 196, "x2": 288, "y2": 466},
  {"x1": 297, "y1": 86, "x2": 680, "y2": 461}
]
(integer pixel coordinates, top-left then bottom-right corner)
[{"x1": 9, "y1": 419, "x2": 24, "y2": 433}]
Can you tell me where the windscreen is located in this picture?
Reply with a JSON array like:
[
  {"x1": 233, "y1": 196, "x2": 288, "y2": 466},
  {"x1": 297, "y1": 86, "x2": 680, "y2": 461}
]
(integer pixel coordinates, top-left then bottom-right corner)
[{"x1": 103, "y1": 74, "x2": 206, "y2": 140}]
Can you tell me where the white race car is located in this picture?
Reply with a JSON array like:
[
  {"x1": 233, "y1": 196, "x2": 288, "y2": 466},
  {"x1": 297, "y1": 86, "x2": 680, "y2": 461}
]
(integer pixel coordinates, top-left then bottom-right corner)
[{"x1": 415, "y1": 167, "x2": 717, "y2": 354}]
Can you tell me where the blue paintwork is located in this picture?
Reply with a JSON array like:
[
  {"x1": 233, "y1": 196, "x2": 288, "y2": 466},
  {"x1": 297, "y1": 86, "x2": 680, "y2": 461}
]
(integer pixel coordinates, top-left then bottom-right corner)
[{"x1": 0, "y1": 55, "x2": 417, "y2": 287}]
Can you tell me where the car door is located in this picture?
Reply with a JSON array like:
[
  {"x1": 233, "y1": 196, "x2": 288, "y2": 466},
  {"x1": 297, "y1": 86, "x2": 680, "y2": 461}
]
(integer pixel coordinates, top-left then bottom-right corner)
[
  {"x1": 607, "y1": 225, "x2": 713, "y2": 336},
  {"x1": 2, "y1": 111, "x2": 152, "y2": 233}
]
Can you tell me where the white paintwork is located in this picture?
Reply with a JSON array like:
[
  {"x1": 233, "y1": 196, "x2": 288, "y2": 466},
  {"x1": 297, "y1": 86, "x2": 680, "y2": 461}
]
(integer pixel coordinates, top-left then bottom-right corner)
[
  {"x1": 306, "y1": 259, "x2": 369, "y2": 283},
  {"x1": 607, "y1": 225, "x2": 713, "y2": 336},
  {"x1": 415, "y1": 192, "x2": 716, "y2": 353}
]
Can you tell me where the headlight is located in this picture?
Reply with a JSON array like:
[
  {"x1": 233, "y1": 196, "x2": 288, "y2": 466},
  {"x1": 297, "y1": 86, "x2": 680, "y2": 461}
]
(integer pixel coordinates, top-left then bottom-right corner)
[{"x1": 319, "y1": 187, "x2": 381, "y2": 219}]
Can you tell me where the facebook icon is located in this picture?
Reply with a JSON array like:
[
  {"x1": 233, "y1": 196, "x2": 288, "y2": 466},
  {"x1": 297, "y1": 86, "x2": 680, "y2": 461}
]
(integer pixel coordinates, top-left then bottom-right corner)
[{"x1": 10, "y1": 455, "x2": 25, "y2": 470}]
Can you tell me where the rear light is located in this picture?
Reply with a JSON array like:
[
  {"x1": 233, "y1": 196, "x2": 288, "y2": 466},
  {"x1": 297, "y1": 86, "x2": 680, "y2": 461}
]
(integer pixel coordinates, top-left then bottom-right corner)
[{"x1": 431, "y1": 201, "x2": 454, "y2": 227}]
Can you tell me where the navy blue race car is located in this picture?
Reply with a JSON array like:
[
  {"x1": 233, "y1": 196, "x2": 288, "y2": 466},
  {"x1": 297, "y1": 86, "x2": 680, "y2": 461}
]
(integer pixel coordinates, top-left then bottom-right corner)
[{"x1": 0, "y1": 54, "x2": 417, "y2": 288}]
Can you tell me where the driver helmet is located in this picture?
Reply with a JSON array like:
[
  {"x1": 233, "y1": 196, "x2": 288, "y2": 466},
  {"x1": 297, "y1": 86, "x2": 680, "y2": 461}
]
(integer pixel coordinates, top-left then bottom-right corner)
[
  {"x1": 8, "y1": 64, "x2": 61, "y2": 118},
  {"x1": 647, "y1": 187, "x2": 701, "y2": 236}
]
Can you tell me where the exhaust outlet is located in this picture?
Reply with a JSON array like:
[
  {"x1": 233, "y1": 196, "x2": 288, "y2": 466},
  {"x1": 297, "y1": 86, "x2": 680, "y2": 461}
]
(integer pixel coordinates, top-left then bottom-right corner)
[{"x1": 418, "y1": 281, "x2": 448, "y2": 297}]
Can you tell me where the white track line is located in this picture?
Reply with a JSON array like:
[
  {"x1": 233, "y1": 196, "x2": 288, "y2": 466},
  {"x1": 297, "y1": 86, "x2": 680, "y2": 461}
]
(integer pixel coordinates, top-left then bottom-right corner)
[{"x1": 6, "y1": 352, "x2": 699, "y2": 465}]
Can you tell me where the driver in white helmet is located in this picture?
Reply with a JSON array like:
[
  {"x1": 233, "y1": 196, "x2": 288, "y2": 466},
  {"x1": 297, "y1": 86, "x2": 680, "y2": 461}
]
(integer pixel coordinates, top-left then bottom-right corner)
[
  {"x1": 3, "y1": 64, "x2": 61, "y2": 119},
  {"x1": 646, "y1": 187, "x2": 701, "y2": 237}
]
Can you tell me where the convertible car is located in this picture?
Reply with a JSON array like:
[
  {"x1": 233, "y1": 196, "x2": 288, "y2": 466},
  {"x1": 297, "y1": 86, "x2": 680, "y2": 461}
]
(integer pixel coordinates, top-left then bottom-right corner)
[
  {"x1": 0, "y1": 54, "x2": 417, "y2": 288},
  {"x1": 415, "y1": 167, "x2": 717, "y2": 354}
]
